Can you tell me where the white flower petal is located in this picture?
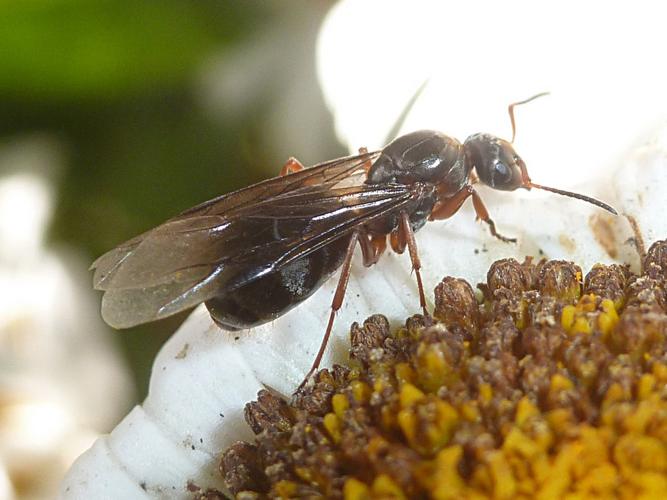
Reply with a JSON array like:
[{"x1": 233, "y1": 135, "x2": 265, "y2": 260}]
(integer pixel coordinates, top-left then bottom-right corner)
[
  {"x1": 612, "y1": 127, "x2": 667, "y2": 244},
  {"x1": 62, "y1": 439, "x2": 150, "y2": 499}
]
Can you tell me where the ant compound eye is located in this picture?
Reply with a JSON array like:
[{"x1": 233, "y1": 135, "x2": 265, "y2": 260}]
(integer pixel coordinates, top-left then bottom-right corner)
[{"x1": 492, "y1": 161, "x2": 512, "y2": 185}]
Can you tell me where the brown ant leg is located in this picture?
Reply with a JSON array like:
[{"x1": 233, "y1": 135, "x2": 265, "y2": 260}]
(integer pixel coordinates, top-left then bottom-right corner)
[
  {"x1": 399, "y1": 211, "x2": 429, "y2": 317},
  {"x1": 358, "y1": 146, "x2": 373, "y2": 174},
  {"x1": 470, "y1": 189, "x2": 517, "y2": 243},
  {"x1": 430, "y1": 185, "x2": 515, "y2": 243},
  {"x1": 298, "y1": 231, "x2": 359, "y2": 391},
  {"x1": 279, "y1": 157, "x2": 305, "y2": 176},
  {"x1": 371, "y1": 234, "x2": 387, "y2": 261},
  {"x1": 358, "y1": 232, "x2": 386, "y2": 267},
  {"x1": 429, "y1": 185, "x2": 474, "y2": 221},
  {"x1": 390, "y1": 226, "x2": 407, "y2": 254}
]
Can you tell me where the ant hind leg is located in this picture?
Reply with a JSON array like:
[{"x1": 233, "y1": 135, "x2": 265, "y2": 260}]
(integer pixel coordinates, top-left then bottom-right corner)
[
  {"x1": 279, "y1": 157, "x2": 305, "y2": 176},
  {"x1": 358, "y1": 146, "x2": 373, "y2": 174},
  {"x1": 297, "y1": 232, "x2": 359, "y2": 391},
  {"x1": 398, "y1": 212, "x2": 429, "y2": 317}
]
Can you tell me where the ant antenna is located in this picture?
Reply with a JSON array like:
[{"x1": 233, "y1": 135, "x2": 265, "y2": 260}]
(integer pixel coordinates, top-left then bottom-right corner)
[
  {"x1": 528, "y1": 182, "x2": 618, "y2": 215},
  {"x1": 508, "y1": 91, "x2": 550, "y2": 143},
  {"x1": 509, "y1": 92, "x2": 618, "y2": 215}
]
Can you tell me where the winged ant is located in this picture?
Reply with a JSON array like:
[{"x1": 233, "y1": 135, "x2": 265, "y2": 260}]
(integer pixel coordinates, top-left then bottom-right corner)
[{"x1": 92, "y1": 93, "x2": 617, "y2": 388}]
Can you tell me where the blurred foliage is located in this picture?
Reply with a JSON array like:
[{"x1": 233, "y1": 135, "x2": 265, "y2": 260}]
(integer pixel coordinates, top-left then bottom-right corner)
[
  {"x1": 0, "y1": 0, "x2": 340, "y2": 402},
  {"x1": 0, "y1": 0, "x2": 258, "y2": 100}
]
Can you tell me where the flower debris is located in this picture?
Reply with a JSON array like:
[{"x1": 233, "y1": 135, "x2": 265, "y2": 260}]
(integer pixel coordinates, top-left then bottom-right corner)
[{"x1": 209, "y1": 240, "x2": 667, "y2": 499}]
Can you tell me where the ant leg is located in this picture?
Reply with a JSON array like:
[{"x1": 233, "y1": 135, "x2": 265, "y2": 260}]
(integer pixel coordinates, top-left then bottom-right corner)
[
  {"x1": 279, "y1": 157, "x2": 305, "y2": 176},
  {"x1": 390, "y1": 226, "x2": 407, "y2": 254},
  {"x1": 358, "y1": 231, "x2": 386, "y2": 267},
  {"x1": 470, "y1": 189, "x2": 517, "y2": 243},
  {"x1": 298, "y1": 232, "x2": 359, "y2": 391},
  {"x1": 399, "y1": 211, "x2": 429, "y2": 317},
  {"x1": 429, "y1": 185, "x2": 474, "y2": 221},
  {"x1": 371, "y1": 234, "x2": 387, "y2": 262},
  {"x1": 358, "y1": 146, "x2": 373, "y2": 174},
  {"x1": 431, "y1": 185, "x2": 515, "y2": 242}
]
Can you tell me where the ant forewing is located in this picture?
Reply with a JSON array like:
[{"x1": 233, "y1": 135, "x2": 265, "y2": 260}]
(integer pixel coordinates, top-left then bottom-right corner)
[{"x1": 92, "y1": 93, "x2": 617, "y2": 388}]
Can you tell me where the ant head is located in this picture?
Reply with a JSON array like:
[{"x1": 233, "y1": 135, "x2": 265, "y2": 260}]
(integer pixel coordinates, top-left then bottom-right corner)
[
  {"x1": 463, "y1": 132, "x2": 618, "y2": 215},
  {"x1": 463, "y1": 133, "x2": 529, "y2": 191}
]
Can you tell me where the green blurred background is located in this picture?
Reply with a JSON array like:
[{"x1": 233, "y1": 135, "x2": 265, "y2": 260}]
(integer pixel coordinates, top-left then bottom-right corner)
[{"x1": 1, "y1": 0, "x2": 344, "y2": 401}]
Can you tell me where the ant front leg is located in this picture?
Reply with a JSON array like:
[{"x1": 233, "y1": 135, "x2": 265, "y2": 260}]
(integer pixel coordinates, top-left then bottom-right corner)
[
  {"x1": 430, "y1": 185, "x2": 475, "y2": 221},
  {"x1": 279, "y1": 157, "x2": 305, "y2": 176},
  {"x1": 430, "y1": 185, "x2": 516, "y2": 243},
  {"x1": 470, "y1": 189, "x2": 516, "y2": 243}
]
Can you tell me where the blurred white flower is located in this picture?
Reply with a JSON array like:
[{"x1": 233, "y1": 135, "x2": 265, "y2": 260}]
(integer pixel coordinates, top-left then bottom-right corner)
[
  {"x1": 0, "y1": 464, "x2": 14, "y2": 500},
  {"x1": 197, "y1": 2, "x2": 341, "y2": 165},
  {"x1": 317, "y1": 0, "x2": 667, "y2": 189},
  {"x1": 61, "y1": 1, "x2": 667, "y2": 498},
  {"x1": 0, "y1": 136, "x2": 134, "y2": 499}
]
